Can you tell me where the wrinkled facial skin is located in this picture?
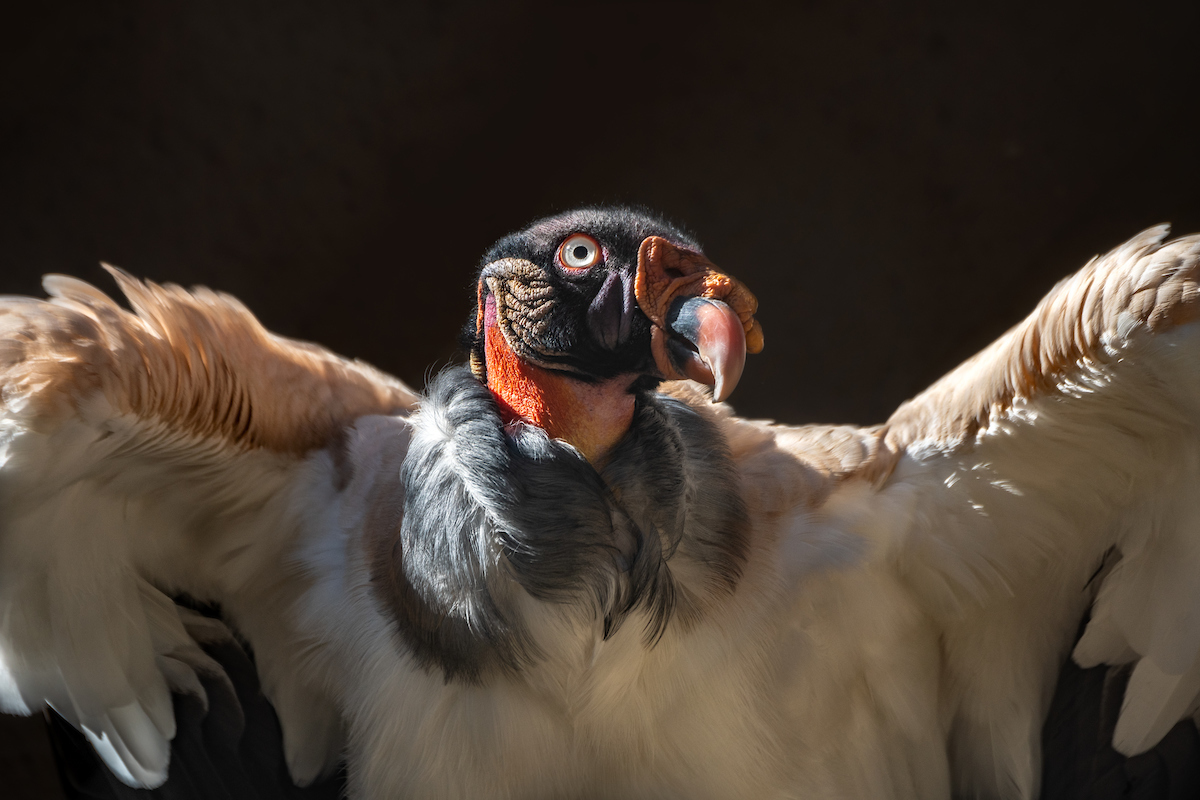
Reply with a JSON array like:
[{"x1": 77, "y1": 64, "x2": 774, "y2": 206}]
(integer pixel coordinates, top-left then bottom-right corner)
[{"x1": 468, "y1": 207, "x2": 704, "y2": 383}]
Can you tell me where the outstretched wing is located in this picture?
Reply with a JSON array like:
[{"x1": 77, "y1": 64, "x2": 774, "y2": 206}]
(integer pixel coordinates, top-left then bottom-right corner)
[
  {"x1": 0, "y1": 268, "x2": 416, "y2": 787},
  {"x1": 866, "y1": 227, "x2": 1200, "y2": 796}
]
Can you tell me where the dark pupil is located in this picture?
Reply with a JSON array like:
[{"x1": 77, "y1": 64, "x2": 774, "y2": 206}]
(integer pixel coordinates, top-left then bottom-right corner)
[{"x1": 572, "y1": 245, "x2": 589, "y2": 261}]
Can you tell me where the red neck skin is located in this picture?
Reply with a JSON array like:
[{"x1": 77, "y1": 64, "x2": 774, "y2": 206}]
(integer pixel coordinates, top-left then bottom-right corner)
[{"x1": 483, "y1": 313, "x2": 636, "y2": 466}]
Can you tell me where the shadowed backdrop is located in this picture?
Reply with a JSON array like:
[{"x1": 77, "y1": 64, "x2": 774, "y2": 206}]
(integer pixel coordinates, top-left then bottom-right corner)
[
  {"x1": 6, "y1": 1, "x2": 1200, "y2": 426},
  {"x1": 2, "y1": 1, "x2": 1200, "y2": 796}
]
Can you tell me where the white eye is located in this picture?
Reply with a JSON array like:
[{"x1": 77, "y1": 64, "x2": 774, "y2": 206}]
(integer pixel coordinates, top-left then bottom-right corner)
[{"x1": 558, "y1": 234, "x2": 601, "y2": 271}]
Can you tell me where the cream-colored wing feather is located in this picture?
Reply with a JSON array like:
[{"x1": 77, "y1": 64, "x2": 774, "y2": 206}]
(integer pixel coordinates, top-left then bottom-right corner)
[
  {"x1": 858, "y1": 227, "x2": 1200, "y2": 796},
  {"x1": 0, "y1": 268, "x2": 416, "y2": 787}
]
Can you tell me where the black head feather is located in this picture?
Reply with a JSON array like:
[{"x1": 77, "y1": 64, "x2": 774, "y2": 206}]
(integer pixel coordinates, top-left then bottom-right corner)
[{"x1": 465, "y1": 206, "x2": 703, "y2": 382}]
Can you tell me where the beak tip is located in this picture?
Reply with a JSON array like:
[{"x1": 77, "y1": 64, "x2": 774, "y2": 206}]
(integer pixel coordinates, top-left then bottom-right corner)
[{"x1": 709, "y1": 354, "x2": 743, "y2": 403}]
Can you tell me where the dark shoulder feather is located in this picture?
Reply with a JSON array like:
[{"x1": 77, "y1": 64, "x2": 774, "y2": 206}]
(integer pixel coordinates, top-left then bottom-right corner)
[{"x1": 372, "y1": 367, "x2": 749, "y2": 683}]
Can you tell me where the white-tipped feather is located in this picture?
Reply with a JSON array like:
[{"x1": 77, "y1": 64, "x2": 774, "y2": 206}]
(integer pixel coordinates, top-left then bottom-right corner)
[
  {"x1": 1073, "y1": 604, "x2": 1139, "y2": 669},
  {"x1": 1113, "y1": 650, "x2": 1200, "y2": 756}
]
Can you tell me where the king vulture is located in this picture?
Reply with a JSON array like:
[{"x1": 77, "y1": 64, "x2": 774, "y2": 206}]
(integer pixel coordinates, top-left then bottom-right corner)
[{"x1": 1, "y1": 207, "x2": 1199, "y2": 799}]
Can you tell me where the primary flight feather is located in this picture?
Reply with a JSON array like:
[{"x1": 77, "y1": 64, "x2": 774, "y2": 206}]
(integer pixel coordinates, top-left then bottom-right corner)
[{"x1": 1, "y1": 207, "x2": 1198, "y2": 798}]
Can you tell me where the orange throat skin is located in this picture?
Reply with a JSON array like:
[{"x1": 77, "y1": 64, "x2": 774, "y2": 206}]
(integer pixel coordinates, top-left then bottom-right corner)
[{"x1": 484, "y1": 318, "x2": 636, "y2": 466}]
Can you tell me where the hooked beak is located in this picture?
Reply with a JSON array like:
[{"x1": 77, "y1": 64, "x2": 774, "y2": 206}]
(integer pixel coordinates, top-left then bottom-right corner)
[
  {"x1": 664, "y1": 296, "x2": 746, "y2": 402},
  {"x1": 634, "y1": 236, "x2": 764, "y2": 402}
]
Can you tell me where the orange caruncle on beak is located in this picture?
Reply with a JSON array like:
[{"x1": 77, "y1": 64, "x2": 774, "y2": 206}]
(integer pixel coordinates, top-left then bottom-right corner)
[{"x1": 634, "y1": 237, "x2": 764, "y2": 402}]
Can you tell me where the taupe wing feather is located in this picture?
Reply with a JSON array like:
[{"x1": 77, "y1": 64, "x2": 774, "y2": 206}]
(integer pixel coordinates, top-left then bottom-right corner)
[
  {"x1": 2, "y1": 266, "x2": 415, "y2": 451},
  {"x1": 865, "y1": 227, "x2": 1200, "y2": 794},
  {"x1": 0, "y1": 269, "x2": 416, "y2": 788},
  {"x1": 885, "y1": 226, "x2": 1200, "y2": 451}
]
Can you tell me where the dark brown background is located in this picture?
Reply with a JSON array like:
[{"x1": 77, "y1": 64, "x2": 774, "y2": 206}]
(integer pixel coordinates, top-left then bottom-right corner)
[
  {"x1": 3, "y1": 1, "x2": 1200, "y2": 796},
  {"x1": 6, "y1": 1, "x2": 1200, "y2": 426}
]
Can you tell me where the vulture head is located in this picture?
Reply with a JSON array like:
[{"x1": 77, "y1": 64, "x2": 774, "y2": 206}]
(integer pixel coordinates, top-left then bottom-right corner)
[
  {"x1": 385, "y1": 207, "x2": 761, "y2": 682},
  {"x1": 464, "y1": 206, "x2": 763, "y2": 462}
]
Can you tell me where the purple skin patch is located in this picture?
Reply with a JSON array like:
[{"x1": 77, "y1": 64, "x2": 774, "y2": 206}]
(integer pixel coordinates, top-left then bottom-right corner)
[{"x1": 587, "y1": 271, "x2": 636, "y2": 351}]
